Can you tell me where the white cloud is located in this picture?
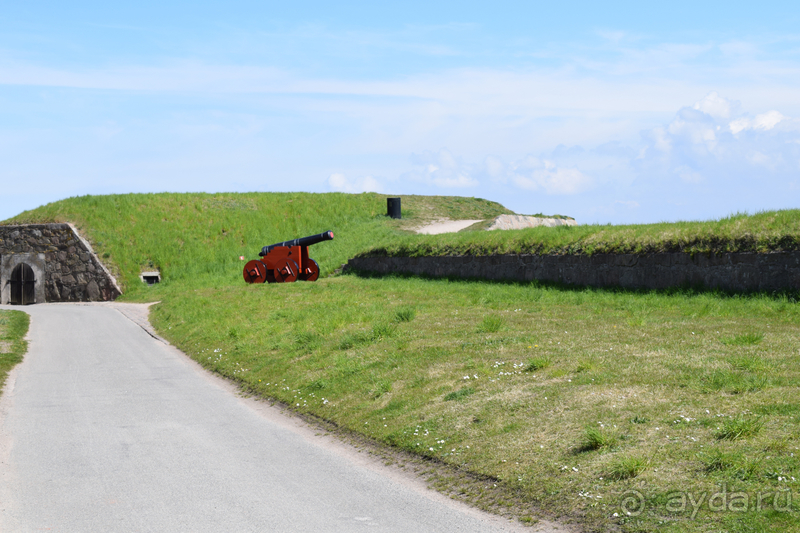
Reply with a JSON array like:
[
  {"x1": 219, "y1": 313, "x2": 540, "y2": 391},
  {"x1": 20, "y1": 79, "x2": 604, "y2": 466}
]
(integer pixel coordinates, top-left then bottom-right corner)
[
  {"x1": 728, "y1": 118, "x2": 750, "y2": 135},
  {"x1": 4, "y1": 27, "x2": 800, "y2": 225},
  {"x1": 511, "y1": 163, "x2": 593, "y2": 195},
  {"x1": 630, "y1": 92, "x2": 799, "y2": 202},
  {"x1": 403, "y1": 149, "x2": 479, "y2": 188},
  {"x1": 327, "y1": 172, "x2": 382, "y2": 193},
  {"x1": 746, "y1": 151, "x2": 777, "y2": 169},
  {"x1": 484, "y1": 155, "x2": 505, "y2": 181},
  {"x1": 729, "y1": 110, "x2": 786, "y2": 134},
  {"x1": 432, "y1": 174, "x2": 479, "y2": 188},
  {"x1": 753, "y1": 110, "x2": 786, "y2": 130},
  {"x1": 693, "y1": 91, "x2": 735, "y2": 119},
  {"x1": 514, "y1": 168, "x2": 592, "y2": 194},
  {"x1": 398, "y1": 92, "x2": 798, "y2": 223}
]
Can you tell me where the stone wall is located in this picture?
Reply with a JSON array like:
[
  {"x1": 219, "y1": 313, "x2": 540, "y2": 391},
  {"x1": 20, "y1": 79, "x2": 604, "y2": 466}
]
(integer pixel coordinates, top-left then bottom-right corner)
[
  {"x1": 0, "y1": 223, "x2": 122, "y2": 304},
  {"x1": 345, "y1": 251, "x2": 800, "y2": 292}
]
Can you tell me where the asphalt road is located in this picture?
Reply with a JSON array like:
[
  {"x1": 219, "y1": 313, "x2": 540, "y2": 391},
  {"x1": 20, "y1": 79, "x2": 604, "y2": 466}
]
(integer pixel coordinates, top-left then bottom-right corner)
[{"x1": 0, "y1": 303, "x2": 561, "y2": 532}]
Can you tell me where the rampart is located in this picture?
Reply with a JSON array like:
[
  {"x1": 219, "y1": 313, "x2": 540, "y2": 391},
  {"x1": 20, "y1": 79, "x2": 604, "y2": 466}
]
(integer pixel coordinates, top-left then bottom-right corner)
[{"x1": 344, "y1": 252, "x2": 800, "y2": 292}]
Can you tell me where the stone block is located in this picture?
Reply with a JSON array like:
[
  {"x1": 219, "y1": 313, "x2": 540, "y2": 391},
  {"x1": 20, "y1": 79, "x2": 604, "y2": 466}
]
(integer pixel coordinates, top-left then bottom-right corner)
[{"x1": 86, "y1": 280, "x2": 100, "y2": 300}]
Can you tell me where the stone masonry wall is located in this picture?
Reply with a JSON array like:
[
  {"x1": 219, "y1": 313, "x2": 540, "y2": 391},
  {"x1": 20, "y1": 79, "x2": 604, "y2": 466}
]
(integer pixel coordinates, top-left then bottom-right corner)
[
  {"x1": 0, "y1": 223, "x2": 122, "y2": 303},
  {"x1": 345, "y1": 252, "x2": 800, "y2": 292}
]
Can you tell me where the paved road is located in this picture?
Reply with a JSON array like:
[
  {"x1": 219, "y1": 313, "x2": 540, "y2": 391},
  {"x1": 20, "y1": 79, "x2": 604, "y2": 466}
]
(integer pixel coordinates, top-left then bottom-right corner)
[{"x1": 0, "y1": 304, "x2": 559, "y2": 532}]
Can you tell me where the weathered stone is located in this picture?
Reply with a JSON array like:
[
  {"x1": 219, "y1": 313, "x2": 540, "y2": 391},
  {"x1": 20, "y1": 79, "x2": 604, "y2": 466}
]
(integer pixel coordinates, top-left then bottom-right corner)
[
  {"x1": 0, "y1": 224, "x2": 122, "y2": 303},
  {"x1": 86, "y1": 280, "x2": 100, "y2": 300},
  {"x1": 346, "y1": 251, "x2": 800, "y2": 293}
]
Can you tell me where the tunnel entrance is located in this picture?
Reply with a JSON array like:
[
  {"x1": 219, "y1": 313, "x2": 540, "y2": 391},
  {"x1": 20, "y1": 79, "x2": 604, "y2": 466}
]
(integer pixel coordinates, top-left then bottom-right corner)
[{"x1": 10, "y1": 263, "x2": 36, "y2": 305}]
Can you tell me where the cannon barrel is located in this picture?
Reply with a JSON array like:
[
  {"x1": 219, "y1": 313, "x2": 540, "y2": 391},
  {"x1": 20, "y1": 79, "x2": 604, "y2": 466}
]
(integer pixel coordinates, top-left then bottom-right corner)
[{"x1": 259, "y1": 230, "x2": 334, "y2": 257}]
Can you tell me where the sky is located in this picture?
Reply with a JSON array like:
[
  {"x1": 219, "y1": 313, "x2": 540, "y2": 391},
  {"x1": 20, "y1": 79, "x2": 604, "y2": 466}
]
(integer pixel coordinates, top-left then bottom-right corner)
[{"x1": 1, "y1": 1, "x2": 799, "y2": 224}]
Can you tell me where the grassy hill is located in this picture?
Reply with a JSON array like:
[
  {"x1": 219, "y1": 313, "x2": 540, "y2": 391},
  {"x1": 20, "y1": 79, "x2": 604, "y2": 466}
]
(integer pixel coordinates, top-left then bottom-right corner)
[
  {"x1": 6, "y1": 192, "x2": 511, "y2": 297},
  {"x1": 5, "y1": 193, "x2": 800, "y2": 532}
]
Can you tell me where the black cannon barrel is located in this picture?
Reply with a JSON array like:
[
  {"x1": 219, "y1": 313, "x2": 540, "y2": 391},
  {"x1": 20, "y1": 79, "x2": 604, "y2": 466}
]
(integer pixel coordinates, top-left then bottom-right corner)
[{"x1": 259, "y1": 230, "x2": 334, "y2": 256}]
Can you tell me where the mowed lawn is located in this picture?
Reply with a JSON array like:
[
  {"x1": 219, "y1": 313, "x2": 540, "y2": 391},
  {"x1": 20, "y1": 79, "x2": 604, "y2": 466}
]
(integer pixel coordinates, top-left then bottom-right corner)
[{"x1": 149, "y1": 274, "x2": 800, "y2": 532}]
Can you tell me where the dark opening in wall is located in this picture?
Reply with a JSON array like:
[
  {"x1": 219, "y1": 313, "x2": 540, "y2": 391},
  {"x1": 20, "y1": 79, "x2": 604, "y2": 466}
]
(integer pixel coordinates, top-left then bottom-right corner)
[
  {"x1": 140, "y1": 271, "x2": 161, "y2": 285},
  {"x1": 10, "y1": 263, "x2": 35, "y2": 305}
]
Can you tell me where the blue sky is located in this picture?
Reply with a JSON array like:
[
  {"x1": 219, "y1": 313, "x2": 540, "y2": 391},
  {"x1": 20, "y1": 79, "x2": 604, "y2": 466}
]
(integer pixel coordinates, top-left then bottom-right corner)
[{"x1": 2, "y1": 1, "x2": 799, "y2": 223}]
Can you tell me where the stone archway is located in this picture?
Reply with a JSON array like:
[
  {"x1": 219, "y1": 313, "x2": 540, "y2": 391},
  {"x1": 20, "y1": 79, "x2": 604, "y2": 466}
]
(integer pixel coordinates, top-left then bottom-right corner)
[
  {"x1": 10, "y1": 263, "x2": 36, "y2": 305},
  {"x1": 1, "y1": 253, "x2": 46, "y2": 305}
]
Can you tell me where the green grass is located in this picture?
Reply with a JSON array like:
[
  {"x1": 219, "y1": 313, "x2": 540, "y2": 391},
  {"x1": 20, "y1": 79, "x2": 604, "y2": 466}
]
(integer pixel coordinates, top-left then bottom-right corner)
[
  {"x1": 5, "y1": 192, "x2": 800, "y2": 532},
  {"x1": 477, "y1": 315, "x2": 505, "y2": 333},
  {"x1": 394, "y1": 306, "x2": 417, "y2": 323},
  {"x1": 145, "y1": 275, "x2": 800, "y2": 532},
  {"x1": 524, "y1": 356, "x2": 551, "y2": 372},
  {"x1": 700, "y1": 449, "x2": 762, "y2": 480},
  {"x1": 606, "y1": 455, "x2": 649, "y2": 480},
  {"x1": 715, "y1": 416, "x2": 766, "y2": 441},
  {"x1": 582, "y1": 425, "x2": 619, "y2": 451},
  {"x1": 5, "y1": 192, "x2": 510, "y2": 298},
  {"x1": 0, "y1": 310, "x2": 30, "y2": 394},
  {"x1": 361, "y1": 209, "x2": 800, "y2": 257},
  {"x1": 444, "y1": 387, "x2": 476, "y2": 401},
  {"x1": 722, "y1": 333, "x2": 765, "y2": 346}
]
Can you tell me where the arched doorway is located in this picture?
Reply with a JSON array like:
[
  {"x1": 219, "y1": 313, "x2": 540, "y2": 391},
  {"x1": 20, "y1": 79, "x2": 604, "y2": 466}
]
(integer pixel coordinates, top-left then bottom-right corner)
[{"x1": 10, "y1": 263, "x2": 36, "y2": 305}]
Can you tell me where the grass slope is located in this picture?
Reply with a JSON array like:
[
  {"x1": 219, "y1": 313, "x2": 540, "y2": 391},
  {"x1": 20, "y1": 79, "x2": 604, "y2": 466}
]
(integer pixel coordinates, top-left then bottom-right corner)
[
  {"x1": 0, "y1": 310, "x2": 30, "y2": 393},
  {"x1": 364, "y1": 210, "x2": 800, "y2": 257},
  {"x1": 5, "y1": 193, "x2": 800, "y2": 531},
  {"x1": 7, "y1": 192, "x2": 510, "y2": 297},
  {"x1": 152, "y1": 275, "x2": 800, "y2": 532}
]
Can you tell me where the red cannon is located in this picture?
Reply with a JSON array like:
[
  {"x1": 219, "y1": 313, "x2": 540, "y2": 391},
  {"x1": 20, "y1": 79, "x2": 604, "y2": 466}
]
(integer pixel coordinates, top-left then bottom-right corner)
[{"x1": 243, "y1": 231, "x2": 334, "y2": 284}]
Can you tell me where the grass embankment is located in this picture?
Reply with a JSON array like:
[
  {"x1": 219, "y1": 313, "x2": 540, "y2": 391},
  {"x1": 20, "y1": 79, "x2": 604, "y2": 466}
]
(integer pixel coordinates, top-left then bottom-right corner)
[
  {"x1": 0, "y1": 310, "x2": 30, "y2": 393},
  {"x1": 7, "y1": 193, "x2": 800, "y2": 531},
  {"x1": 364, "y1": 210, "x2": 800, "y2": 258},
  {"x1": 7, "y1": 192, "x2": 510, "y2": 298},
  {"x1": 150, "y1": 277, "x2": 800, "y2": 532}
]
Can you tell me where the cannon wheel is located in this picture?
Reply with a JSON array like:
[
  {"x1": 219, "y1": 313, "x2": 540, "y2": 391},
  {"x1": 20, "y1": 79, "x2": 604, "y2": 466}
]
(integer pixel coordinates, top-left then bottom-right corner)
[
  {"x1": 299, "y1": 259, "x2": 320, "y2": 282},
  {"x1": 273, "y1": 258, "x2": 299, "y2": 283},
  {"x1": 243, "y1": 260, "x2": 268, "y2": 284}
]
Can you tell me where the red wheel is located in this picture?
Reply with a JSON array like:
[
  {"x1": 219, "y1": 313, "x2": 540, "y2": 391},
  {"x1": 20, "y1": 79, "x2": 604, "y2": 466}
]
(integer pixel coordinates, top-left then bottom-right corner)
[
  {"x1": 299, "y1": 259, "x2": 320, "y2": 281},
  {"x1": 273, "y1": 258, "x2": 299, "y2": 283},
  {"x1": 243, "y1": 260, "x2": 268, "y2": 284}
]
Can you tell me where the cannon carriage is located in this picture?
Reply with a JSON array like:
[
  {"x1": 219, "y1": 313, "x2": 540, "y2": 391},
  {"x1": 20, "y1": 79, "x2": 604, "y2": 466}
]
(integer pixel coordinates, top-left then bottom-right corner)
[{"x1": 243, "y1": 230, "x2": 334, "y2": 284}]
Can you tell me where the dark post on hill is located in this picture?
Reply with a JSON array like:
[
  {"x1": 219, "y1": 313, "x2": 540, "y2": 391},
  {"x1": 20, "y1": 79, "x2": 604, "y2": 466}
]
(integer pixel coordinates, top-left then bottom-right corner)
[
  {"x1": 242, "y1": 231, "x2": 334, "y2": 284},
  {"x1": 387, "y1": 197, "x2": 401, "y2": 219}
]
